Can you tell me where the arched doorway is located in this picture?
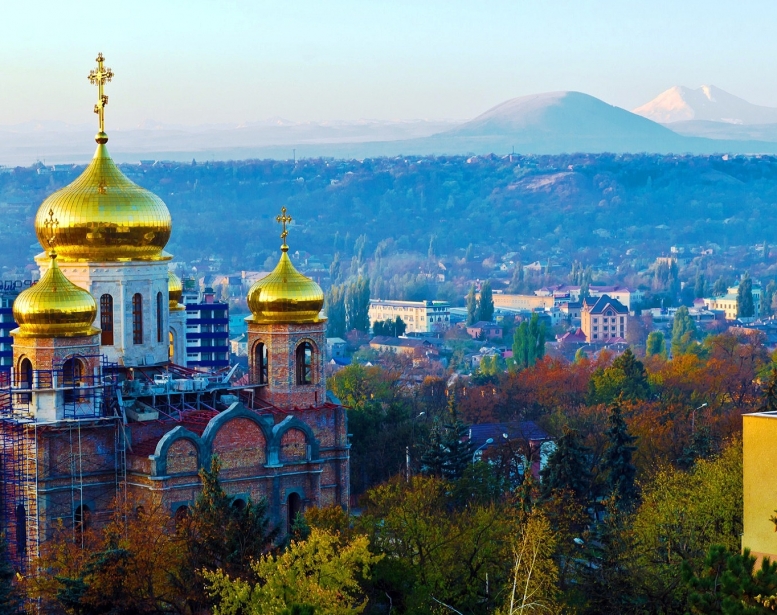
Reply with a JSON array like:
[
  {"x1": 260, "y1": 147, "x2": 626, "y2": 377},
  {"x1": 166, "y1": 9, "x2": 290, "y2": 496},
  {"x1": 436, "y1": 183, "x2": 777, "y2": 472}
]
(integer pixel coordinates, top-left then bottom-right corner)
[
  {"x1": 254, "y1": 342, "x2": 268, "y2": 384},
  {"x1": 287, "y1": 492, "x2": 302, "y2": 532}
]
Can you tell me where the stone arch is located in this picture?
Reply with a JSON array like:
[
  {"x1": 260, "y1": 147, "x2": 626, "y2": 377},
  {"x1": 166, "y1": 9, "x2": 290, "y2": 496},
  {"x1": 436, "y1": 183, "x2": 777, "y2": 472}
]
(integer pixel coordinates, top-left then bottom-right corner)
[
  {"x1": 165, "y1": 438, "x2": 199, "y2": 474},
  {"x1": 61, "y1": 355, "x2": 87, "y2": 404},
  {"x1": 269, "y1": 415, "x2": 319, "y2": 465},
  {"x1": 201, "y1": 402, "x2": 273, "y2": 466},
  {"x1": 211, "y1": 417, "x2": 268, "y2": 469},
  {"x1": 150, "y1": 426, "x2": 206, "y2": 477}
]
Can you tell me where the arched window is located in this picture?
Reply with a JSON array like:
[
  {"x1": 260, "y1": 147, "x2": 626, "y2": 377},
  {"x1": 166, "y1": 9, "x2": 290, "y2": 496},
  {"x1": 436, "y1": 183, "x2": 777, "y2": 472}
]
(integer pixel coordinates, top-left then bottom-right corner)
[
  {"x1": 100, "y1": 294, "x2": 114, "y2": 345},
  {"x1": 287, "y1": 492, "x2": 302, "y2": 532},
  {"x1": 62, "y1": 357, "x2": 84, "y2": 404},
  {"x1": 232, "y1": 498, "x2": 246, "y2": 510},
  {"x1": 132, "y1": 293, "x2": 143, "y2": 344},
  {"x1": 254, "y1": 342, "x2": 268, "y2": 384},
  {"x1": 18, "y1": 358, "x2": 32, "y2": 403},
  {"x1": 174, "y1": 505, "x2": 189, "y2": 531},
  {"x1": 295, "y1": 342, "x2": 313, "y2": 385},
  {"x1": 156, "y1": 292, "x2": 163, "y2": 344},
  {"x1": 169, "y1": 330, "x2": 175, "y2": 362}
]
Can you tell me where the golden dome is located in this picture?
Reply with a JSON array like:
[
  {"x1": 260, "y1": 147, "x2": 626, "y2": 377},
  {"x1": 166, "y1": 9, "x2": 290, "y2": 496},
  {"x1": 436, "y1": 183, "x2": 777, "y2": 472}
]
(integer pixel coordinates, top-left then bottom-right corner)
[
  {"x1": 13, "y1": 253, "x2": 99, "y2": 338},
  {"x1": 247, "y1": 251, "x2": 325, "y2": 324},
  {"x1": 34, "y1": 142, "x2": 172, "y2": 262},
  {"x1": 168, "y1": 271, "x2": 185, "y2": 311}
]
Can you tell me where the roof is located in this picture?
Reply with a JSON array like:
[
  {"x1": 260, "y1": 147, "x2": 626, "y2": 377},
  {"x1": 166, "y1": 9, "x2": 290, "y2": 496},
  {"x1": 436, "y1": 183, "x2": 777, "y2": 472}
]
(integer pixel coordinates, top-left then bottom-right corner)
[
  {"x1": 582, "y1": 294, "x2": 628, "y2": 315},
  {"x1": 469, "y1": 421, "x2": 551, "y2": 449},
  {"x1": 558, "y1": 328, "x2": 587, "y2": 343},
  {"x1": 326, "y1": 337, "x2": 347, "y2": 344}
]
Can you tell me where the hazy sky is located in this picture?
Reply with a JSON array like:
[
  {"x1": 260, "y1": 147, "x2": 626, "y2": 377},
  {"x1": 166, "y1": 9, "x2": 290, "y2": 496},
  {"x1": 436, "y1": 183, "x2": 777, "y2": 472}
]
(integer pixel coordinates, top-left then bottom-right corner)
[{"x1": 2, "y1": 0, "x2": 776, "y2": 128}]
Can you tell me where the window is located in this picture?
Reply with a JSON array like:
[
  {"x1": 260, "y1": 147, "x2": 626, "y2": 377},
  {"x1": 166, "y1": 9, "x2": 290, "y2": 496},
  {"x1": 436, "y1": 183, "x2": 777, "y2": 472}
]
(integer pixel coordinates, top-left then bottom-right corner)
[
  {"x1": 593, "y1": 334, "x2": 598, "y2": 339},
  {"x1": 75, "y1": 504, "x2": 91, "y2": 533},
  {"x1": 132, "y1": 293, "x2": 143, "y2": 344},
  {"x1": 255, "y1": 342, "x2": 268, "y2": 384},
  {"x1": 18, "y1": 358, "x2": 32, "y2": 403},
  {"x1": 62, "y1": 357, "x2": 84, "y2": 404},
  {"x1": 620, "y1": 316, "x2": 624, "y2": 323},
  {"x1": 100, "y1": 294, "x2": 114, "y2": 345},
  {"x1": 296, "y1": 342, "x2": 313, "y2": 385},
  {"x1": 156, "y1": 292, "x2": 163, "y2": 343}
]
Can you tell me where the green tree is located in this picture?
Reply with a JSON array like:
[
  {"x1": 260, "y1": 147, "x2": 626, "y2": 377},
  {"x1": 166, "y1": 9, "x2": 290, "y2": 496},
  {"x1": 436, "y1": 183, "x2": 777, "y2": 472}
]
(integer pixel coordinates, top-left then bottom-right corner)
[
  {"x1": 646, "y1": 331, "x2": 667, "y2": 358},
  {"x1": 205, "y1": 528, "x2": 381, "y2": 615},
  {"x1": 421, "y1": 395, "x2": 474, "y2": 481},
  {"x1": 684, "y1": 545, "x2": 777, "y2": 614},
  {"x1": 713, "y1": 276, "x2": 728, "y2": 297},
  {"x1": 763, "y1": 280, "x2": 776, "y2": 318},
  {"x1": 512, "y1": 314, "x2": 546, "y2": 369},
  {"x1": 672, "y1": 306, "x2": 698, "y2": 356},
  {"x1": 574, "y1": 348, "x2": 589, "y2": 363},
  {"x1": 694, "y1": 273, "x2": 707, "y2": 299},
  {"x1": 738, "y1": 273, "x2": 755, "y2": 318},
  {"x1": 541, "y1": 428, "x2": 591, "y2": 504},
  {"x1": 603, "y1": 403, "x2": 638, "y2": 508},
  {"x1": 589, "y1": 348, "x2": 650, "y2": 405},
  {"x1": 466, "y1": 284, "x2": 478, "y2": 325},
  {"x1": 0, "y1": 535, "x2": 21, "y2": 614},
  {"x1": 345, "y1": 276, "x2": 370, "y2": 332},
  {"x1": 478, "y1": 280, "x2": 494, "y2": 322},
  {"x1": 325, "y1": 284, "x2": 346, "y2": 338}
]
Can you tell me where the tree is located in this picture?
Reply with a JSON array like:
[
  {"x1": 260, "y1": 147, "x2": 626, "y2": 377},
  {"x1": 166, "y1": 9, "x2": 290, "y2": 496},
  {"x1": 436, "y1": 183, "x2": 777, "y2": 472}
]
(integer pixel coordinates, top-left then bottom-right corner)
[
  {"x1": 372, "y1": 318, "x2": 405, "y2": 337},
  {"x1": 325, "y1": 284, "x2": 346, "y2": 338},
  {"x1": 574, "y1": 348, "x2": 588, "y2": 363},
  {"x1": 478, "y1": 280, "x2": 494, "y2": 322},
  {"x1": 589, "y1": 348, "x2": 650, "y2": 405},
  {"x1": 541, "y1": 428, "x2": 591, "y2": 504},
  {"x1": 466, "y1": 284, "x2": 478, "y2": 326},
  {"x1": 672, "y1": 306, "x2": 698, "y2": 356},
  {"x1": 421, "y1": 395, "x2": 474, "y2": 481},
  {"x1": 205, "y1": 528, "x2": 380, "y2": 615},
  {"x1": 646, "y1": 331, "x2": 667, "y2": 358},
  {"x1": 180, "y1": 456, "x2": 278, "y2": 610},
  {"x1": 738, "y1": 273, "x2": 755, "y2": 318},
  {"x1": 713, "y1": 276, "x2": 728, "y2": 297},
  {"x1": 684, "y1": 545, "x2": 777, "y2": 614},
  {"x1": 512, "y1": 314, "x2": 546, "y2": 369},
  {"x1": 694, "y1": 273, "x2": 707, "y2": 299},
  {"x1": 763, "y1": 280, "x2": 776, "y2": 318},
  {"x1": 0, "y1": 535, "x2": 21, "y2": 614},
  {"x1": 603, "y1": 403, "x2": 638, "y2": 508},
  {"x1": 345, "y1": 276, "x2": 370, "y2": 332}
]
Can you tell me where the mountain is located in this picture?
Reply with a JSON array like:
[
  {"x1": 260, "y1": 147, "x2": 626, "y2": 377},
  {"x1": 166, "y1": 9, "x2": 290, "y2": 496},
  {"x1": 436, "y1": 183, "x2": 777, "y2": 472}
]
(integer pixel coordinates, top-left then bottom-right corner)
[{"x1": 634, "y1": 85, "x2": 777, "y2": 125}]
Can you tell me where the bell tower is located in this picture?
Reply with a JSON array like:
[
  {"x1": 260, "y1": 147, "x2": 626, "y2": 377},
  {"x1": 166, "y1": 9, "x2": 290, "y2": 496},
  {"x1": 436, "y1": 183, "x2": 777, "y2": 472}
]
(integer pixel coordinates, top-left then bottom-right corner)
[{"x1": 245, "y1": 208, "x2": 326, "y2": 409}]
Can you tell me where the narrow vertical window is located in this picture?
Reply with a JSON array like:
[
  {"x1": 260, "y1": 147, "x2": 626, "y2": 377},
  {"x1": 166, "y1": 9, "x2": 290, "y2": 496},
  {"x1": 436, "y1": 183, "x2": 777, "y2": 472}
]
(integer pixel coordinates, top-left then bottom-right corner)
[
  {"x1": 255, "y1": 342, "x2": 268, "y2": 384},
  {"x1": 296, "y1": 342, "x2": 312, "y2": 385},
  {"x1": 156, "y1": 292, "x2": 163, "y2": 343},
  {"x1": 100, "y1": 294, "x2": 114, "y2": 345},
  {"x1": 132, "y1": 293, "x2": 143, "y2": 345}
]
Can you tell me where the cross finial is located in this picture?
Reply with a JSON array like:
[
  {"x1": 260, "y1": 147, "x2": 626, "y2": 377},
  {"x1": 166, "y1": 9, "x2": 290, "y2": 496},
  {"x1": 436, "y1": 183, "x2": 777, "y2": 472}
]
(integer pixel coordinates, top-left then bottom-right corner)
[
  {"x1": 88, "y1": 52, "x2": 114, "y2": 143},
  {"x1": 276, "y1": 207, "x2": 293, "y2": 251},
  {"x1": 42, "y1": 208, "x2": 59, "y2": 255}
]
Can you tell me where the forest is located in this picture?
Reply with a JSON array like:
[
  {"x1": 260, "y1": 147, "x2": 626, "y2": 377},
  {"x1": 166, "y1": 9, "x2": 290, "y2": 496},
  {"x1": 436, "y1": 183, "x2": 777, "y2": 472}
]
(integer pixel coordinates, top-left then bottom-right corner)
[{"x1": 3, "y1": 153, "x2": 777, "y2": 284}]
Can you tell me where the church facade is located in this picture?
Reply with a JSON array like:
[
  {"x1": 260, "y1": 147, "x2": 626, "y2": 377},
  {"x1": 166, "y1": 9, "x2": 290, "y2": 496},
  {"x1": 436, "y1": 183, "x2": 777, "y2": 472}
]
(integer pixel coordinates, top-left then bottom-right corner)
[{"x1": 0, "y1": 54, "x2": 349, "y2": 571}]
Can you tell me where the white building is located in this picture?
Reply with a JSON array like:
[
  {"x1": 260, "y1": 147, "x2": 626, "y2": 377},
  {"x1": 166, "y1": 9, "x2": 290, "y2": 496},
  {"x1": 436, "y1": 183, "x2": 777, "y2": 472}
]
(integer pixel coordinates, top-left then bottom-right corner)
[{"x1": 368, "y1": 299, "x2": 451, "y2": 333}]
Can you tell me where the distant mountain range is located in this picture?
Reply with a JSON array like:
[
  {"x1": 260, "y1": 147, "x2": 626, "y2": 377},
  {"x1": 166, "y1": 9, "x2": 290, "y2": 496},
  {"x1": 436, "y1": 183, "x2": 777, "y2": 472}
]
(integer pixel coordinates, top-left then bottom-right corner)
[{"x1": 5, "y1": 87, "x2": 777, "y2": 165}]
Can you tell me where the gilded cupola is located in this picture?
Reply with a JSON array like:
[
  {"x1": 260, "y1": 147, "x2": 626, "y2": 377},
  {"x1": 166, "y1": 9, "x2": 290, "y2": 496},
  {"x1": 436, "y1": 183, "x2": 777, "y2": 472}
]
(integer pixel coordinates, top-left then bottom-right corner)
[
  {"x1": 168, "y1": 270, "x2": 185, "y2": 311},
  {"x1": 247, "y1": 207, "x2": 325, "y2": 324},
  {"x1": 13, "y1": 252, "x2": 99, "y2": 339},
  {"x1": 33, "y1": 53, "x2": 172, "y2": 262}
]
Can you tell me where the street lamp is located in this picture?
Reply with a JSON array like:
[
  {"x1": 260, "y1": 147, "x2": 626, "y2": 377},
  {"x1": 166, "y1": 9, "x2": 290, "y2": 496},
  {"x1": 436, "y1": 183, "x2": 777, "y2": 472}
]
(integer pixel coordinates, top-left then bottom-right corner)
[
  {"x1": 472, "y1": 437, "x2": 494, "y2": 464},
  {"x1": 691, "y1": 402, "x2": 708, "y2": 433}
]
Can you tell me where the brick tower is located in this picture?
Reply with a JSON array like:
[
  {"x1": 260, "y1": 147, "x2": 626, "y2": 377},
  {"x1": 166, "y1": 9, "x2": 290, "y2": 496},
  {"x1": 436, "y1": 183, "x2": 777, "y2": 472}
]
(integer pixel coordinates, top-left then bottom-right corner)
[{"x1": 246, "y1": 208, "x2": 326, "y2": 409}]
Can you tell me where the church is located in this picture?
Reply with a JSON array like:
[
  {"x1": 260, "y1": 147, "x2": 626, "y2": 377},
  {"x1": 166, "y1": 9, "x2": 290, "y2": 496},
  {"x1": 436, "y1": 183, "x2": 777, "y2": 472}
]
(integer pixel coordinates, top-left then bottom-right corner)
[{"x1": 0, "y1": 54, "x2": 349, "y2": 571}]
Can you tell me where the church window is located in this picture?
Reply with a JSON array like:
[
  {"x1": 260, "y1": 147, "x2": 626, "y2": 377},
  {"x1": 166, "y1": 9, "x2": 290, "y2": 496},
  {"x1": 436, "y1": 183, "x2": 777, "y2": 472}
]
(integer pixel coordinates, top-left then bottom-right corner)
[
  {"x1": 255, "y1": 342, "x2": 268, "y2": 384},
  {"x1": 62, "y1": 357, "x2": 84, "y2": 404},
  {"x1": 156, "y1": 292, "x2": 163, "y2": 343},
  {"x1": 15, "y1": 504, "x2": 26, "y2": 555},
  {"x1": 296, "y1": 342, "x2": 313, "y2": 385},
  {"x1": 18, "y1": 358, "x2": 32, "y2": 404},
  {"x1": 100, "y1": 294, "x2": 114, "y2": 345},
  {"x1": 132, "y1": 293, "x2": 143, "y2": 344}
]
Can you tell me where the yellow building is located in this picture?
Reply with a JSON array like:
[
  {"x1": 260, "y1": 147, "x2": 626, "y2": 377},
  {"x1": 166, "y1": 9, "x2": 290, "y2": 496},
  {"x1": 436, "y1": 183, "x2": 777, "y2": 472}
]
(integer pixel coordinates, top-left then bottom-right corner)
[
  {"x1": 743, "y1": 412, "x2": 777, "y2": 561},
  {"x1": 491, "y1": 294, "x2": 554, "y2": 311}
]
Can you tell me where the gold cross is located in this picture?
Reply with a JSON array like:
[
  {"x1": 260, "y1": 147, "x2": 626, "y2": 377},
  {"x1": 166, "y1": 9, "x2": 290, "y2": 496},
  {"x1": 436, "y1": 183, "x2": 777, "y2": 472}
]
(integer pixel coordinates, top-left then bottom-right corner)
[
  {"x1": 88, "y1": 53, "x2": 114, "y2": 134},
  {"x1": 276, "y1": 207, "x2": 293, "y2": 250},
  {"x1": 42, "y1": 208, "x2": 59, "y2": 251}
]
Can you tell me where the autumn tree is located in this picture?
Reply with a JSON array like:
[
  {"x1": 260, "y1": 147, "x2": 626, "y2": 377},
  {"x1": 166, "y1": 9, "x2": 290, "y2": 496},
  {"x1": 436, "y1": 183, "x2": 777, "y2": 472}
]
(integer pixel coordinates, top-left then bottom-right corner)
[{"x1": 588, "y1": 348, "x2": 650, "y2": 405}]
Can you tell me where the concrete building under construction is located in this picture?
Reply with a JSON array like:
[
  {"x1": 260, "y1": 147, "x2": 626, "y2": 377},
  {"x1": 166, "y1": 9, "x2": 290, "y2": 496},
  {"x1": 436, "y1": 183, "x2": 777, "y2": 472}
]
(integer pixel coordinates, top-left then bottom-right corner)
[{"x1": 1, "y1": 54, "x2": 349, "y2": 573}]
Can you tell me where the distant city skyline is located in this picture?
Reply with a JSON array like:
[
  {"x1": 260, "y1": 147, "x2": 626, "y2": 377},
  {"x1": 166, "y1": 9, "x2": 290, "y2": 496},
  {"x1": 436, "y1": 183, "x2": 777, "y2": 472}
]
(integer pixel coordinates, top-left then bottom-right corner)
[{"x1": 2, "y1": 0, "x2": 777, "y2": 128}]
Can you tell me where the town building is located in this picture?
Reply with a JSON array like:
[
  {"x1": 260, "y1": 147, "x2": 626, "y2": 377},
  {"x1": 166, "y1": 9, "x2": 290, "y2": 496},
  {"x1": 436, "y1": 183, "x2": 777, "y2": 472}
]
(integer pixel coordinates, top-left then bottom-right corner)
[
  {"x1": 743, "y1": 411, "x2": 777, "y2": 562},
  {"x1": 369, "y1": 335, "x2": 441, "y2": 359},
  {"x1": 368, "y1": 299, "x2": 450, "y2": 333},
  {"x1": 466, "y1": 321, "x2": 503, "y2": 340},
  {"x1": 184, "y1": 287, "x2": 230, "y2": 370},
  {"x1": 0, "y1": 56, "x2": 349, "y2": 575},
  {"x1": 580, "y1": 294, "x2": 629, "y2": 343},
  {"x1": 703, "y1": 285, "x2": 762, "y2": 321},
  {"x1": 326, "y1": 337, "x2": 347, "y2": 359}
]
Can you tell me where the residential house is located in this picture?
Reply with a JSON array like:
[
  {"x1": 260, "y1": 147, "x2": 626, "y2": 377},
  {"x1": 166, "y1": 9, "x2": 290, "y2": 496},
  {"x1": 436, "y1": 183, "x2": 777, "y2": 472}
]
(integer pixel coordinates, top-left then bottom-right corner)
[
  {"x1": 466, "y1": 321, "x2": 503, "y2": 340},
  {"x1": 581, "y1": 294, "x2": 629, "y2": 343}
]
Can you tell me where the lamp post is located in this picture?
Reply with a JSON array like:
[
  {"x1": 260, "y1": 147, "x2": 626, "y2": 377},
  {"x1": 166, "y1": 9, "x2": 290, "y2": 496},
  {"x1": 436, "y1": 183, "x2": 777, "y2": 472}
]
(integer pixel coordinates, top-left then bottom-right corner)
[
  {"x1": 472, "y1": 437, "x2": 494, "y2": 464},
  {"x1": 691, "y1": 402, "x2": 708, "y2": 434}
]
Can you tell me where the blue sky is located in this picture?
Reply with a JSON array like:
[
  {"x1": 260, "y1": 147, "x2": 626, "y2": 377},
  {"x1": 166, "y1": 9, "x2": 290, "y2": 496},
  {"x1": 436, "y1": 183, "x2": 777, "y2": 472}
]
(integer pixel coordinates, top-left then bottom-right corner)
[{"x1": 1, "y1": 0, "x2": 775, "y2": 127}]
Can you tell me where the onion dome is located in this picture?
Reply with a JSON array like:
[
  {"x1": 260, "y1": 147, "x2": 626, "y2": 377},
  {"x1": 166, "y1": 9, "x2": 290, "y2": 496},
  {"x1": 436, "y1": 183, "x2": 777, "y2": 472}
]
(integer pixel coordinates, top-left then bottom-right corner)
[
  {"x1": 34, "y1": 142, "x2": 172, "y2": 262},
  {"x1": 33, "y1": 53, "x2": 171, "y2": 262},
  {"x1": 246, "y1": 207, "x2": 324, "y2": 324},
  {"x1": 13, "y1": 253, "x2": 99, "y2": 338},
  {"x1": 168, "y1": 271, "x2": 185, "y2": 311}
]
